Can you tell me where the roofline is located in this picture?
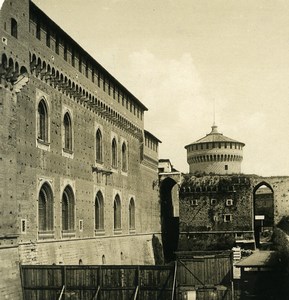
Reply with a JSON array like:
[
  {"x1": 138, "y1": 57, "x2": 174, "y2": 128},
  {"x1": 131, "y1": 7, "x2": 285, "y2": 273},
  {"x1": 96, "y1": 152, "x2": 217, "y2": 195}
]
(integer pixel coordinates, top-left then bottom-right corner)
[
  {"x1": 30, "y1": 1, "x2": 148, "y2": 111},
  {"x1": 144, "y1": 130, "x2": 162, "y2": 143},
  {"x1": 184, "y1": 140, "x2": 245, "y2": 149}
]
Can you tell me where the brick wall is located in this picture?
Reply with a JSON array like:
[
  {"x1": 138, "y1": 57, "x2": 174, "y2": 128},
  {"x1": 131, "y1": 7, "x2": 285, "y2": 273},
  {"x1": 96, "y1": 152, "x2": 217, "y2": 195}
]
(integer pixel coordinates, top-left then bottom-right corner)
[
  {"x1": 0, "y1": 245, "x2": 22, "y2": 300},
  {"x1": 179, "y1": 175, "x2": 254, "y2": 250}
]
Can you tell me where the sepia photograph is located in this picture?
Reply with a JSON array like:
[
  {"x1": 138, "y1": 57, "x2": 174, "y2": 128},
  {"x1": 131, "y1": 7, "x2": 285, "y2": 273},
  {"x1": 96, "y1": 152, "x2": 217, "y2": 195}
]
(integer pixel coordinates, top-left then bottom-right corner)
[{"x1": 1, "y1": 0, "x2": 289, "y2": 299}]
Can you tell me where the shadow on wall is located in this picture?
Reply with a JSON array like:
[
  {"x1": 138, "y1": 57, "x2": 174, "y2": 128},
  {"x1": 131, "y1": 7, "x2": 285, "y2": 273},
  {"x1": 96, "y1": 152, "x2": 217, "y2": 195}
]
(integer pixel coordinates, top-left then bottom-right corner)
[{"x1": 152, "y1": 234, "x2": 164, "y2": 265}]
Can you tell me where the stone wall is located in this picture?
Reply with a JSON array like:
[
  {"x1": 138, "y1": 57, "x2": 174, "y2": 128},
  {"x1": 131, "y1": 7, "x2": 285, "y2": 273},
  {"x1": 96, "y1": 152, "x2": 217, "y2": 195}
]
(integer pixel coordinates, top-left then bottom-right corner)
[
  {"x1": 0, "y1": 0, "x2": 162, "y2": 298},
  {"x1": 0, "y1": 245, "x2": 22, "y2": 300},
  {"x1": 178, "y1": 175, "x2": 254, "y2": 250},
  {"x1": 19, "y1": 234, "x2": 160, "y2": 266}
]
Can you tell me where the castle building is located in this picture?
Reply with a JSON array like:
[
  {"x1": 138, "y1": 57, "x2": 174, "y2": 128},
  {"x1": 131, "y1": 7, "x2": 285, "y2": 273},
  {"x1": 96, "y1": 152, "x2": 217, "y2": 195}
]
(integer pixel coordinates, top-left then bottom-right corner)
[
  {"x1": 185, "y1": 124, "x2": 245, "y2": 175},
  {"x1": 0, "y1": 1, "x2": 162, "y2": 298}
]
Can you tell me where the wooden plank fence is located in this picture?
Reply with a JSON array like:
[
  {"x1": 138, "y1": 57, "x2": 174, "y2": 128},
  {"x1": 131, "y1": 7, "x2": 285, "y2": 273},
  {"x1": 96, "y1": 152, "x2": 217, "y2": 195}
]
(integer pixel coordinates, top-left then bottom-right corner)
[
  {"x1": 21, "y1": 251, "x2": 233, "y2": 300},
  {"x1": 176, "y1": 251, "x2": 233, "y2": 300},
  {"x1": 21, "y1": 265, "x2": 175, "y2": 300}
]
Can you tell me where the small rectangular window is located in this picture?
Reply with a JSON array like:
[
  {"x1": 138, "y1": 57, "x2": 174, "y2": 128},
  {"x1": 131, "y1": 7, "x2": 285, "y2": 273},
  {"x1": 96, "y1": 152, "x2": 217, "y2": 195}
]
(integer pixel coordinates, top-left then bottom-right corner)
[
  {"x1": 97, "y1": 71, "x2": 100, "y2": 87},
  {"x1": 21, "y1": 219, "x2": 27, "y2": 234},
  {"x1": 11, "y1": 18, "x2": 18, "y2": 38},
  {"x1": 55, "y1": 36, "x2": 59, "y2": 54},
  {"x1": 225, "y1": 165, "x2": 228, "y2": 170},
  {"x1": 46, "y1": 30, "x2": 50, "y2": 47},
  {"x1": 191, "y1": 199, "x2": 198, "y2": 206},
  {"x1": 211, "y1": 199, "x2": 217, "y2": 205},
  {"x1": 71, "y1": 49, "x2": 75, "y2": 67},
  {"x1": 226, "y1": 199, "x2": 233, "y2": 206},
  {"x1": 36, "y1": 21, "x2": 41, "y2": 40},
  {"x1": 64, "y1": 44, "x2": 67, "y2": 61},
  {"x1": 224, "y1": 214, "x2": 232, "y2": 222},
  {"x1": 79, "y1": 57, "x2": 82, "y2": 73},
  {"x1": 79, "y1": 220, "x2": 83, "y2": 232},
  {"x1": 85, "y1": 62, "x2": 88, "y2": 78}
]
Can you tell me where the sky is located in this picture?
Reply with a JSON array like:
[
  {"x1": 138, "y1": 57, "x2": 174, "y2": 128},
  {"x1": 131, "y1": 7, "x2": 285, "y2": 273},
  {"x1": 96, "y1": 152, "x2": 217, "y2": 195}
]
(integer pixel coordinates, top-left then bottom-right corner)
[{"x1": 33, "y1": 0, "x2": 289, "y2": 176}]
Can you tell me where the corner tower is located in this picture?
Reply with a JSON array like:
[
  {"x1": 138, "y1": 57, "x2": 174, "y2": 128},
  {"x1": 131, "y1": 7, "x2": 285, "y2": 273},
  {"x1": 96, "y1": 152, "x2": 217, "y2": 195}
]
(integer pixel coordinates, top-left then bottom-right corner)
[{"x1": 185, "y1": 124, "x2": 245, "y2": 175}]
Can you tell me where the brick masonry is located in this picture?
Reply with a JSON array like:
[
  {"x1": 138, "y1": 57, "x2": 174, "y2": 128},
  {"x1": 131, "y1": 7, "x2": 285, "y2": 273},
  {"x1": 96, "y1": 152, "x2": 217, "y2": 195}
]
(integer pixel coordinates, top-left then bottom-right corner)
[
  {"x1": 0, "y1": 1, "x2": 162, "y2": 299},
  {"x1": 177, "y1": 174, "x2": 289, "y2": 251}
]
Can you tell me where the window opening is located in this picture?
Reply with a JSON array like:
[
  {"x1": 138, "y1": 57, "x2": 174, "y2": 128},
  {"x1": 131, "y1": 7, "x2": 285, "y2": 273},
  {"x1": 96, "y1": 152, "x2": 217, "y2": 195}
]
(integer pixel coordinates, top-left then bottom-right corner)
[
  {"x1": 38, "y1": 99, "x2": 48, "y2": 142},
  {"x1": 11, "y1": 18, "x2": 17, "y2": 38},
  {"x1": 112, "y1": 138, "x2": 117, "y2": 168},
  {"x1": 114, "y1": 195, "x2": 121, "y2": 230},
  {"x1": 95, "y1": 191, "x2": 104, "y2": 230},
  {"x1": 121, "y1": 142, "x2": 127, "y2": 172},
  {"x1": 63, "y1": 112, "x2": 72, "y2": 151},
  {"x1": 129, "y1": 198, "x2": 135, "y2": 230},
  {"x1": 96, "y1": 129, "x2": 103, "y2": 163}
]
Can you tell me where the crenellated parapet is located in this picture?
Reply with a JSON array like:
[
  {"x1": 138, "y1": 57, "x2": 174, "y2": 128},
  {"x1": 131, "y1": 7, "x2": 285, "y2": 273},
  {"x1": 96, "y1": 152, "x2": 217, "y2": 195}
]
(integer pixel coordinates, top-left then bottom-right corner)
[{"x1": 185, "y1": 125, "x2": 245, "y2": 175}]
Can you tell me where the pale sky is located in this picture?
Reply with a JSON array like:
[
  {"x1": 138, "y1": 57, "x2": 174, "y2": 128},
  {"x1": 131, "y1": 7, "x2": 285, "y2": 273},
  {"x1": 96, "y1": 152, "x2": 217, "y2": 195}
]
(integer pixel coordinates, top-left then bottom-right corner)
[{"x1": 33, "y1": 0, "x2": 289, "y2": 176}]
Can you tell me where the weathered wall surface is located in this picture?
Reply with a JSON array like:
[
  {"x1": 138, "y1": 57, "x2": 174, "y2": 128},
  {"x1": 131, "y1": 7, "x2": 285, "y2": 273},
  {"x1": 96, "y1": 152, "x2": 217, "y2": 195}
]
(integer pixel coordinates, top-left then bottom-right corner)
[
  {"x1": 178, "y1": 175, "x2": 254, "y2": 250},
  {"x1": 189, "y1": 160, "x2": 241, "y2": 176},
  {"x1": 19, "y1": 234, "x2": 159, "y2": 266},
  {"x1": 0, "y1": 0, "x2": 162, "y2": 299},
  {"x1": 177, "y1": 174, "x2": 289, "y2": 251},
  {"x1": 253, "y1": 177, "x2": 289, "y2": 224},
  {"x1": 0, "y1": 246, "x2": 22, "y2": 300}
]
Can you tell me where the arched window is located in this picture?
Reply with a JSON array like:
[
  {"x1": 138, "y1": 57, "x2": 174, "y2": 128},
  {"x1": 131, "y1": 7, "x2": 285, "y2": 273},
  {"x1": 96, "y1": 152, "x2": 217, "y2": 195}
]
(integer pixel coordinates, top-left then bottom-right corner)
[
  {"x1": 63, "y1": 112, "x2": 72, "y2": 151},
  {"x1": 37, "y1": 99, "x2": 48, "y2": 142},
  {"x1": 95, "y1": 191, "x2": 104, "y2": 230},
  {"x1": 62, "y1": 186, "x2": 75, "y2": 231},
  {"x1": 114, "y1": 194, "x2": 121, "y2": 230},
  {"x1": 129, "y1": 198, "x2": 135, "y2": 230},
  {"x1": 11, "y1": 18, "x2": 17, "y2": 38},
  {"x1": 121, "y1": 142, "x2": 127, "y2": 171},
  {"x1": 96, "y1": 129, "x2": 103, "y2": 163},
  {"x1": 112, "y1": 138, "x2": 117, "y2": 168},
  {"x1": 38, "y1": 183, "x2": 53, "y2": 232}
]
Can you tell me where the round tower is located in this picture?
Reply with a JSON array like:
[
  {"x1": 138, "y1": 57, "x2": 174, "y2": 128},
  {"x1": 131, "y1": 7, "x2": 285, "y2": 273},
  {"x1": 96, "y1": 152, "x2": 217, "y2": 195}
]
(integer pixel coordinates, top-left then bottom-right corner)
[{"x1": 185, "y1": 125, "x2": 245, "y2": 175}]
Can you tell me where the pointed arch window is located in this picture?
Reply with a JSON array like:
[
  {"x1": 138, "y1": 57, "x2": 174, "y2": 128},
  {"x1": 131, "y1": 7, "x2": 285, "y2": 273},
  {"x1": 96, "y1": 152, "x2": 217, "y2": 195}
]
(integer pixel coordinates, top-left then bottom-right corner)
[
  {"x1": 122, "y1": 142, "x2": 127, "y2": 172},
  {"x1": 37, "y1": 99, "x2": 48, "y2": 142},
  {"x1": 38, "y1": 183, "x2": 54, "y2": 235},
  {"x1": 96, "y1": 129, "x2": 103, "y2": 163},
  {"x1": 11, "y1": 18, "x2": 17, "y2": 38},
  {"x1": 114, "y1": 194, "x2": 121, "y2": 230},
  {"x1": 95, "y1": 191, "x2": 104, "y2": 230},
  {"x1": 62, "y1": 186, "x2": 75, "y2": 232},
  {"x1": 129, "y1": 198, "x2": 135, "y2": 230},
  {"x1": 112, "y1": 138, "x2": 117, "y2": 168},
  {"x1": 63, "y1": 112, "x2": 73, "y2": 152}
]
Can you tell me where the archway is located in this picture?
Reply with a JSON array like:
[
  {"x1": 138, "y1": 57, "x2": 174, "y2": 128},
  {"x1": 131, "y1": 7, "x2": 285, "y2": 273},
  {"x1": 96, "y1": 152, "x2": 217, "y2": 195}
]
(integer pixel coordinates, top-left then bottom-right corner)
[
  {"x1": 159, "y1": 177, "x2": 179, "y2": 262},
  {"x1": 253, "y1": 182, "x2": 274, "y2": 248}
]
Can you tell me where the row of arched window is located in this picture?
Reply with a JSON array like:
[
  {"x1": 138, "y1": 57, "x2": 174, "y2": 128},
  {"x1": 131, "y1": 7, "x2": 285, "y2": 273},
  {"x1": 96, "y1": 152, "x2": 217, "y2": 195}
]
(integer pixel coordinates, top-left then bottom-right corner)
[
  {"x1": 37, "y1": 98, "x2": 128, "y2": 171},
  {"x1": 38, "y1": 182, "x2": 136, "y2": 238},
  {"x1": 189, "y1": 154, "x2": 242, "y2": 163}
]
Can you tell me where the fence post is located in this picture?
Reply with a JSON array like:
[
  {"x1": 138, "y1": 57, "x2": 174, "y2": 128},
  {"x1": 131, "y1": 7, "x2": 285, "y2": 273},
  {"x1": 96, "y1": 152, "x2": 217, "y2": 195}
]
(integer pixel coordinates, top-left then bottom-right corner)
[
  {"x1": 62, "y1": 266, "x2": 66, "y2": 300},
  {"x1": 172, "y1": 261, "x2": 177, "y2": 300}
]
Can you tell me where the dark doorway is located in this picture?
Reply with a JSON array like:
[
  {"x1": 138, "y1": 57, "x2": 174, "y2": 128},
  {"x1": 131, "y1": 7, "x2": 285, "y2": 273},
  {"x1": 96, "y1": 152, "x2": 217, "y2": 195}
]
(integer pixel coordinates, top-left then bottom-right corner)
[
  {"x1": 160, "y1": 177, "x2": 179, "y2": 262},
  {"x1": 253, "y1": 182, "x2": 274, "y2": 248}
]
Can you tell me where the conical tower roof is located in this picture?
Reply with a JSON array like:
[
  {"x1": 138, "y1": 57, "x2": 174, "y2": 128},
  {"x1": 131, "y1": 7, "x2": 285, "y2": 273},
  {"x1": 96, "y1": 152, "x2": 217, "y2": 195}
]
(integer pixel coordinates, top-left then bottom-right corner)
[{"x1": 186, "y1": 125, "x2": 245, "y2": 147}]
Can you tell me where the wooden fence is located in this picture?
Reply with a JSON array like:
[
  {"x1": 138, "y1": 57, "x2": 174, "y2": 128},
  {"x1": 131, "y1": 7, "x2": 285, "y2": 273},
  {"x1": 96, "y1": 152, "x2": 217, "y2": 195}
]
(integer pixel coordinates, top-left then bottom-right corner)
[
  {"x1": 176, "y1": 251, "x2": 233, "y2": 300},
  {"x1": 21, "y1": 251, "x2": 233, "y2": 300},
  {"x1": 21, "y1": 265, "x2": 175, "y2": 300}
]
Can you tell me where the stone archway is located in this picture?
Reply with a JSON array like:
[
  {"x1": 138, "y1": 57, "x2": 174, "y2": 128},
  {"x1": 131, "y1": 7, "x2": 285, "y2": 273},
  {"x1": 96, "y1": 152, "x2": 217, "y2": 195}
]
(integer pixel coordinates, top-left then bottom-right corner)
[
  {"x1": 253, "y1": 181, "x2": 274, "y2": 248},
  {"x1": 159, "y1": 177, "x2": 179, "y2": 262}
]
